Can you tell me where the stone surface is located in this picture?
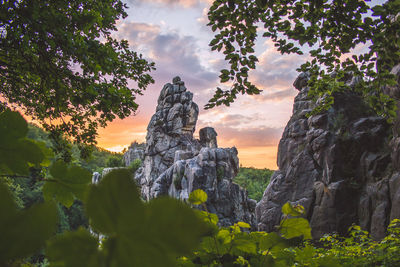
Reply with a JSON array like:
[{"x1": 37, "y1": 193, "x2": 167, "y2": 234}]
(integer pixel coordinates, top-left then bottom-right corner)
[
  {"x1": 256, "y1": 72, "x2": 397, "y2": 240},
  {"x1": 92, "y1": 172, "x2": 101, "y2": 184},
  {"x1": 123, "y1": 141, "x2": 145, "y2": 167},
  {"x1": 131, "y1": 77, "x2": 256, "y2": 228},
  {"x1": 200, "y1": 127, "x2": 218, "y2": 148}
]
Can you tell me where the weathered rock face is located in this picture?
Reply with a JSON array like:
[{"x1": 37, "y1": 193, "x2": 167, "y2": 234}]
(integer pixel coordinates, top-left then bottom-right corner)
[
  {"x1": 123, "y1": 141, "x2": 145, "y2": 167},
  {"x1": 135, "y1": 76, "x2": 201, "y2": 200},
  {"x1": 133, "y1": 77, "x2": 256, "y2": 228},
  {"x1": 256, "y1": 72, "x2": 399, "y2": 240}
]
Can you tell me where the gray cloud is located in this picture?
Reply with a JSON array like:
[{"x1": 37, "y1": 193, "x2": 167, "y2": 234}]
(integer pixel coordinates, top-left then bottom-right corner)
[
  {"x1": 257, "y1": 88, "x2": 297, "y2": 102},
  {"x1": 252, "y1": 52, "x2": 305, "y2": 91},
  {"x1": 115, "y1": 21, "x2": 218, "y2": 92}
]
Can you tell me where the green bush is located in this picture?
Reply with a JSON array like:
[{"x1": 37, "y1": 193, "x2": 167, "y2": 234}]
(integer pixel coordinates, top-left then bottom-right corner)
[
  {"x1": 180, "y1": 199, "x2": 314, "y2": 266},
  {"x1": 306, "y1": 221, "x2": 400, "y2": 266},
  {"x1": 234, "y1": 167, "x2": 274, "y2": 201}
]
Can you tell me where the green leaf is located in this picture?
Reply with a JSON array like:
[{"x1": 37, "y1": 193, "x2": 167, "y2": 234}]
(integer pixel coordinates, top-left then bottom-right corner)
[
  {"x1": 46, "y1": 228, "x2": 102, "y2": 267},
  {"x1": 255, "y1": 0, "x2": 268, "y2": 9},
  {"x1": 295, "y1": 245, "x2": 315, "y2": 264},
  {"x1": 316, "y1": 255, "x2": 341, "y2": 267},
  {"x1": 189, "y1": 189, "x2": 208, "y2": 205},
  {"x1": 259, "y1": 232, "x2": 290, "y2": 252},
  {"x1": 281, "y1": 202, "x2": 304, "y2": 217},
  {"x1": 43, "y1": 161, "x2": 92, "y2": 207},
  {"x1": 0, "y1": 110, "x2": 28, "y2": 139},
  {"x1": 86, "y1": 168, "x2": 143, "y2": 234},
  {"x1": 84, "y1": 169, "x2": 210, "y2": 267},
  {"x1": 217, "y1": 229, "x2": 231, "y2": 244},
  {"x1": 0, "y1": 182, "x2": 58, "y2": 263},
  {"x1": 0, "y1": 110, "x2": 45, "y2": 175},
  {"x1": 280, "y1": 217, "x2": 312, "y2": 239},
  {"x1": 237, "y1": 221, "x2": 251, "y2": 228},
  {"x1": 221, "y1": 76, "x2": 230, "y2": 83},
  {"x1": 194, "y1": 209, "x2": 219, "y2": 230},
  {"x1": 146, "y1": 197, "x2": 212, "y2": 256},
  {"x1": 35, "y1": 140, "x2": 54, "y2": 167},
  {"x1": 233, "y1": 237, "x2": 257, "y2": 254},
  {"x1": 43, "y1": 182, "x2": 75, "y2": 208}
]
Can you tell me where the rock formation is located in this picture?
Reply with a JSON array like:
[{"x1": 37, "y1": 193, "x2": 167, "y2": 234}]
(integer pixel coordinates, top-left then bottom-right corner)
[
  {"x1": 132, "y1": 77, "x2": 256, "y2": 228},
  {"x1": 256, "y1": 71, "x2": 400, "y2": 240},
  {"x1": 123, "y1": 141, "x2": 145, "y2": 167}
]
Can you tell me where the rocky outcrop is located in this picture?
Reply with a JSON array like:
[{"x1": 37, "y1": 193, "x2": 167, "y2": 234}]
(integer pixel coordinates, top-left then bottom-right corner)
[
  {"x1": 256, "y1": 72, "x2": 399, "y2": 240},
  {"x1": 132, "y1": 77, "x2": 256, "y2": 228},
  {"x1": 135, "y1": 76, "x2": 201, "y2": 200},
  {"x1": 123, "y1": 141, "x2": 145, "y2": 167}
]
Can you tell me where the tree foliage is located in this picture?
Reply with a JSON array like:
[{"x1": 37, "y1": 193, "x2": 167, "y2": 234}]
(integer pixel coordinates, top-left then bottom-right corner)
[
  {"x1": 0, "y1": 0, "x2": 155, "y2": 146},
  {"x1": 234, "y1": 167, "x2": 273, "y2": 201},
  {"x1": 27, "y1": 123, "x2": 124, "y2": 172},
  {"x1": 0, "y1": 110, "x2": 59, "y2": 265},
  {"x1": 206, "y1": 0, "x2": 400, "y2": 120}
]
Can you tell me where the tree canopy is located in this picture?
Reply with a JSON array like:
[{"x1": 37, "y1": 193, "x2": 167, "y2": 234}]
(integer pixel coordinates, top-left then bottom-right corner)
[
  {"x1": 206, "y1": 0, "x2": 400, "y2": 120},
  {"x1": 0, "y1": 0, "x2": 155, "y2": 146}
]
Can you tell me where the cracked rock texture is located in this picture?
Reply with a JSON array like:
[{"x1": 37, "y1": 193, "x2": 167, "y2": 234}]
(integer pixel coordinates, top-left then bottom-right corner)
[
  {"x1": 256, "y1": 70, "x2": 400, "y2": 240},
  {"x1": 131, "y1": 77, "x2": 256, "y2": 228}
]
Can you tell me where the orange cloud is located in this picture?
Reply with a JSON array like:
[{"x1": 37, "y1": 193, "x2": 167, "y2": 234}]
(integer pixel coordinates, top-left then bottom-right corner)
[
  {"x1": 96, "y1": 115, "x2": 148, "y2": 151},
  {"x1": 238, "y1": 146, "x2": 278, "y2": 170}
]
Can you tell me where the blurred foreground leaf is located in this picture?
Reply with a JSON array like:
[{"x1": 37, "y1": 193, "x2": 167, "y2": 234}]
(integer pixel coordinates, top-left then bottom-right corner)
[
  {"x1": 0, "y1": 110, "x2": 45, "y2": 175},
  {"x1": 43, "y1": 161, "x2": 92, "y2": 207},
  {"x1": 0, "y1": 182, "x2": 58, "y2": 263},
  {"x1": 280, "y1": 217, "x2": 312, "y2": 240},
  {"x1": 48, "y1": 169, "x2": 211, "y2": 267}
]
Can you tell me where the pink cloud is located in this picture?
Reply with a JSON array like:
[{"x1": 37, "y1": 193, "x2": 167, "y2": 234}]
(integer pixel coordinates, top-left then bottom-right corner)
[
  {"x1": 128, "y1": 0, "x2": 211, "y2": 8},
  {"x1": 198, "y1": 115, "x2": 282, "y2": 148},
  {"x1": 253, "y1": 88, "x2": 297, "y2": 102},
  {"x1": 215, "y1": 125, "x2": 282, "y2": 148}
]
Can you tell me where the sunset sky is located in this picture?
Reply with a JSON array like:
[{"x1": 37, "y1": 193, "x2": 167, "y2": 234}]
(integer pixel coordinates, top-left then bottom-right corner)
[{"x1": 96, "y1": 0, "x2": 310, "y2": 169}]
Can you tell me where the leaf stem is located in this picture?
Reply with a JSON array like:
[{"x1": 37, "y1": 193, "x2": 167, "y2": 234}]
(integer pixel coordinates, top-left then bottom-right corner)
[{"x1": 202, "y1": 203, "x2": 221, "y2": 257}]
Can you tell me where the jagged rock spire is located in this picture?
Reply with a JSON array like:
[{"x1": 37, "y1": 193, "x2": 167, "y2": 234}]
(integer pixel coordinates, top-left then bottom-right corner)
[{"x1": 132, "y1": 77, "x2": 256, "y2": 228}]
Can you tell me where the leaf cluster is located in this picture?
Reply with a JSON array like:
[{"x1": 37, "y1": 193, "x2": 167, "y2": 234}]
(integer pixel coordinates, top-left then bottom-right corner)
[
  {"x1": 308, "y1": 221, "x2": 400, "y2": 266},
  {"x1": 181, "y1": 196, "x2": 317, "y2": 266},
  {"x1": 207, "y1": 0, "x2": 400, "y2": 120},
  {"x1": 27, "y1": 123, "x2": 124, "y2": 172},
  {"x1": 0, "y1": 111, "x2": 59, "y2": 265},
  {"x1": 0, "y1": 0, "x2": 155, "y2": 147}
]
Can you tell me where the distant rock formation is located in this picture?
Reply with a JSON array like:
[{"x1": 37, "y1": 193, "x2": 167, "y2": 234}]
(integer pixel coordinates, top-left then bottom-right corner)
[
  {"x1": 123, "y1": 141, "x2": 145, "y2": 167},
  {"x1": 256, "y1": 70, "x2": 400, "y2": 240},
  {"x1": 131, "y1": 77, "x2": 256, "y2": 228}
]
